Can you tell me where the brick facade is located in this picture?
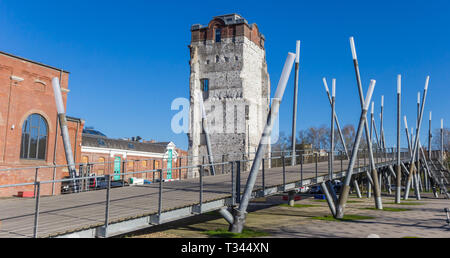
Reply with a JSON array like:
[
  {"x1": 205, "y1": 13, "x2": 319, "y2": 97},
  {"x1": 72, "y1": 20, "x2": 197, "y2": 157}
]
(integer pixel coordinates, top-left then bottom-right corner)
[{"x1": 0, "y1": 51, "x2": 84, "y2": 197}]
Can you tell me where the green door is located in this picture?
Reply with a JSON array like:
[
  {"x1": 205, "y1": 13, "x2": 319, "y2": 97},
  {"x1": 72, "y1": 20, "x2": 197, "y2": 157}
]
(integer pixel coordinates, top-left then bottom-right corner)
[
  {"x1": 167, "y1": 149, "x2": 173, "y2": 180},
  {"x1": 114, "y1": 156, "x2": 121, "y2": 181}
]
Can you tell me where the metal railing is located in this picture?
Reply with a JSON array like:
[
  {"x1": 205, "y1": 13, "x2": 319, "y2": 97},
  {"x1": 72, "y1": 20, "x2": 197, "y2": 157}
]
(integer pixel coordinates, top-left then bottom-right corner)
[{"x1": 0, "y1": 147, "x2": 414, "y2": 238}]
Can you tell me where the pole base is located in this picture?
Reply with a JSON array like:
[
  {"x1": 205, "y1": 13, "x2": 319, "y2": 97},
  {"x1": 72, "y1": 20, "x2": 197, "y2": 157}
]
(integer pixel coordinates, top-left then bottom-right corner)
[{"x1": 229, "y1": 208, "x2": 247, "y2": 233}]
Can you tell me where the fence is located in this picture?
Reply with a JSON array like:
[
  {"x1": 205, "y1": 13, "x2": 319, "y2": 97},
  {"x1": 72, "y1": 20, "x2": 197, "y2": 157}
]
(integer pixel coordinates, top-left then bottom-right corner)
[{"x1": 0, "y1": 147, "x2": 416, "y2": 237}]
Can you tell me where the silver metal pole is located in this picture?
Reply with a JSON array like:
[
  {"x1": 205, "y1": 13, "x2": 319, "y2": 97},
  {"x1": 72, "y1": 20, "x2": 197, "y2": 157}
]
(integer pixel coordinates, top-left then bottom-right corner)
[
  {"x1": 427, "y1": 112, "x2": 432, "y2": 190},
  {"x1": 416, "y1": 92, "x2": 422, "y2": 195},
  {"x1": 349, "y1": 37, "x2": 382, "y2": 210},
  {"x1": 404, "y1": 76, "x2": 430, "y2": 200},
  {"x1": 291, "y1": 41, "x2": 301, "y2": 166},
  {"x1": 197, "y1": 91, "x2": 216, "y2": 176},
  {"x1": 325, "y1": 78, "x2": 371, "y2": 191},
  {"x1": 103, "y1": 175, "x2": 111, "y2": 237},
  {"x1": 336, "y1": 80, "x2": 376, "y2": 219},
  {"x1": 373, "y1": 116, "x2": 381, "y2": 149},
  {"x1": 442, "y1": 119, "x2": 445, "y2": 164},
  {"x1": 323, "y1": 78, "x2": 349, "y2": 158},
  {"x1": 33, "y1": 181, "x2": 41, "y2": 238},
  {"x1": 330, "y1": 79, "x2": 336, "y2": 180},
  {"x1": 381, "y1": 95, "x2": 385, "y2": 149},
  {"x1": 52, "y1": 78, "x2": 78, "y2": 192},
  {"x1": 405, "y1": 117, "x2": 412, "y2": 155},
  {"x1": 321, "y1": 182, "x2": 337, "y2": 217},
  {"x1": 229, "y1": 53, "x2": 296, "y2": 233},
  {"x1": 396, "y1": 75, "x2": 402, "y2": 204}
]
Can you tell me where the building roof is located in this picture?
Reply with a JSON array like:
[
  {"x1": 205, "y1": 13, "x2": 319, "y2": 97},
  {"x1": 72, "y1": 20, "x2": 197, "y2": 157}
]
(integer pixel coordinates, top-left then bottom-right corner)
[
  {"x1": 82, "y1": 134, "x2": 170, "y2": 154},
  {"x1": 0, "y1": 50, "x2": 70, "y2": 74},
  {"x1": 191, "y1": 13, "x2": 248, "y2": 30}
]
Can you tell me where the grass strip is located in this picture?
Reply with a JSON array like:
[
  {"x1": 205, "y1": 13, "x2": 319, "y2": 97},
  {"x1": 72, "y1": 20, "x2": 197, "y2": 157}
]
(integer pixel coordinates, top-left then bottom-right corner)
[
  {"x1": 279, "y1": 204, "x2": 319, "y2": 208},
  {"x1": 361, "y1": 207, "x2": 410, "y2": 212},
  {"x1": 310, "y1": 215, "x2": 375, "y2": 222}
]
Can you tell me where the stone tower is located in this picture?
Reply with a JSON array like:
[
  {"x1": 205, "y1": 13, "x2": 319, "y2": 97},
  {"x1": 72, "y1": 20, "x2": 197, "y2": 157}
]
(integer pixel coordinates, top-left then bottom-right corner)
[{"x1": 188, "y1": 14, "x2": 270, "y2": 177}]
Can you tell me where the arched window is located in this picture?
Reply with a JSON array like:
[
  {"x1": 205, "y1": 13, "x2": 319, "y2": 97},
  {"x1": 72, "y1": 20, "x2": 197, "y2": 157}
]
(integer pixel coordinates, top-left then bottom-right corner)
[{"x1": 20, "y1": 114, "x2": 48, "y2": 160}]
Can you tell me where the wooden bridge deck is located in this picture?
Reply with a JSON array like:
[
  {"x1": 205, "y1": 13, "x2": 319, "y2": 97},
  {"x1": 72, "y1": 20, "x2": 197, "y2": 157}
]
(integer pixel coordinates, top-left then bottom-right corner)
[{"x1": 0, "y1": 157, "x2": 400, "y2": 238}]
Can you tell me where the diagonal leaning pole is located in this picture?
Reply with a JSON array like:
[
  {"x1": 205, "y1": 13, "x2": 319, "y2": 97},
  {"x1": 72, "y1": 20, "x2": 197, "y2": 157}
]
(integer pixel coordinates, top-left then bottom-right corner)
[
  {"x1": 336, "y1": 80, "x2": 376, "y2": 219},
  {"x1": 347, "y1": 37, "x2": 383, "y2": 212},
  {"x1": 322, "y1": 78, "x2": 372, "y2": 197},
  {"x1": 52, "y1": 78, "x2": 79, "y2": 193},
  {"x1": 225, "y1": 53, "x2": 296, "y2": 233},
  {"x1": 404, "y1": 76, "x2": 430, "y2": 200},
  {"x1": 197, "y1": 91, "x2": 216, "y2": 176}
]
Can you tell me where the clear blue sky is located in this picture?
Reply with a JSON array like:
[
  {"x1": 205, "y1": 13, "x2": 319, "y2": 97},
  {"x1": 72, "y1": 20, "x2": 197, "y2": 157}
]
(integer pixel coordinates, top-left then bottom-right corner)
[{"x1": 1, "y1": 0, "x2": 449, "y2": 150}]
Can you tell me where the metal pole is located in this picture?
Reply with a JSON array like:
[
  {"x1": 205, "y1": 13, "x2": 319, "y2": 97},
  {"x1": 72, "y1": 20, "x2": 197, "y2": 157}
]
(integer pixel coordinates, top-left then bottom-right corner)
[
  {"x1": 33, "y1": 181, "x2": 41, "y2": 238},
  {"x1": 229, "y1": 53, "x2": 295, "y2": 233},
  {"x1": 199, "y1": 165, "x2": 203, "y2": 212},
  {"x1": 373, "y1": 116, "x2": 381, "y2": 149},
  {"x1": 396, "y1": 75, "x2": 402, "y2": 204},
  {"x1": 427, "y1": 112, "x2": 432, "y2": 189},
  {"x1": 405, "y1": 117, "x2": 412, "y2": 155},
  {"x1": 349, "y1": 37, "x2": 382, "y2": 210},
  {"x1": 291, "y1": 40, "x2": 301, "y2": 166},
  {"x1": 52, "y1": 78, "x2": 78, "y2": 192},
  {"x1": 222, "y1": 155, "x2": 225, "y2": 174},
  {"x1": 323, "y1": 78, "x2": 349, "y2": 158},
  {"x1": 353, "y1": 179, "x2": 362, "y2": 199},
  {"x1": 197, "y1": 91, "x2": 216, "y2": 176},
  {"x1": 416, "y1": 92, "x2": 422, "y2": 195},
  {"x1": 236, "y1": 161, "x2": 241, "y2": 204},
  {"x1": 103, "y1": 175, "x2": 111, "y2": 237},
  {"x1": 158, "y1": 169, "x2": 163, "y2": 219},
  {"x1": 262, "y1": 158, "x2": 265, "y2": 192},
  {"x1": 282, "y1": 154, "x2": 286, "y2": 191},
  {"x1": 301, "y1": 154, "x2": 303, "y2": 185},
  {"x1": 231, "y1": 161, "x2": 236, "y2": 206},
  {"x1": 330, "y1": 79, "x2": 336, "y2": 180},
  {"x1": 52, "y1": 114, "x2": 59, "y2": 196},
  {"x1": 442, "y1": 119, "x2": 444, "y2": 164},
  {"x1": 315, "y1": 152, "x2": 318, "y2": 181},
  {"x1": 404, "y1": 76, "x2": 429, "y2": 200},
  {"x1": 321, "y1": 182, "x2": 337, "y2": 217},
  {"x1": 34, "y1": 168, "x2": 38, "y2": 198},
  {"x1": 336, "y1": 80, "x2": 376, "y2": 219},
  {"x1": 381, "y1": 95, "x2": 385, "y2": 150}
]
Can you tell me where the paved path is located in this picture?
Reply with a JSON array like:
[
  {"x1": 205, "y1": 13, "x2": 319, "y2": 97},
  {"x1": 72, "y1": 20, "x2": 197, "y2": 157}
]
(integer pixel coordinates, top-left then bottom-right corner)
[
  {"x1": 0, "y1": 157, "x2": 395, "y2": 238},
  {"x1": 266, "y1": 194, "x2": 450, "y2": 238},
  {"x1": 126, "y1": 193, "x2": 450, "y2": 238}
]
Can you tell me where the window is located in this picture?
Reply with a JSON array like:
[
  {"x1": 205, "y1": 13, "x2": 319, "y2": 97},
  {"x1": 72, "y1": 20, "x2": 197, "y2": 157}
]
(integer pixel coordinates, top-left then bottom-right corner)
[
  {"x1": 97, "y1": 138, "x2": 106, "y2": 146},
  {"x1": 128, "y1": 160, "x2": 134, "y2": 169},
  {"x1": 98, "y1": 157, "x2": 105, "y2": 164},
  {"x1": 142, "y1": 160, "x2": 148, "y2": 167},
  {"x1": 201, "y1": 79, "x2": 209, "y2": 92},
  {"x1": 215, "y1": 28, "x2": 222, "y2": 42},
  {"x1": 82, "y1": 156, "x2": 89, "y2": 164},
  {"x1": 20, "y1": 114, "x2": 48, "y2": 160}
]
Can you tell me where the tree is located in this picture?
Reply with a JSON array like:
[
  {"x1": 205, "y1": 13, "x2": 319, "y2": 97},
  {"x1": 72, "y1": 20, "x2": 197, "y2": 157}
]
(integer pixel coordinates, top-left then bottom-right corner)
[
  {"x1": 272, "y1": 132, "x2": 292, "y2": 152},
  {"x1": 341, "y1": 124, "x2": 356, "y2": 151},
  {"x1": 432, "y1": 128, "x2": 450, "y2": 152}
]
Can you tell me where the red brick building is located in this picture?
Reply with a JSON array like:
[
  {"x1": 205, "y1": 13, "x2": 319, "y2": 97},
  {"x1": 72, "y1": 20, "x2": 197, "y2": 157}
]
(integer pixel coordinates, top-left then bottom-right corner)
[{"x1": 0, "y1": 51, "x2": 84, "y2": 197}]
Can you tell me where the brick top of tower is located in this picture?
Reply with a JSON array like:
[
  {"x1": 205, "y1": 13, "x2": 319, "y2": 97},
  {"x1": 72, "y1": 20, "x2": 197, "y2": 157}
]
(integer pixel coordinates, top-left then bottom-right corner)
[{"x1": 190, "y1": 14, "x2": 265, "y2": 49}]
